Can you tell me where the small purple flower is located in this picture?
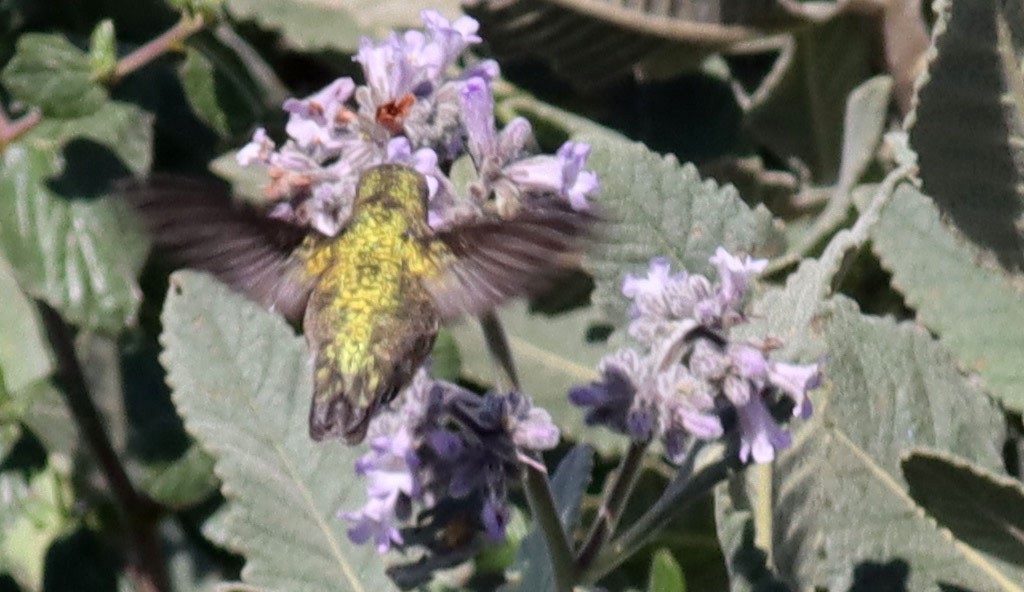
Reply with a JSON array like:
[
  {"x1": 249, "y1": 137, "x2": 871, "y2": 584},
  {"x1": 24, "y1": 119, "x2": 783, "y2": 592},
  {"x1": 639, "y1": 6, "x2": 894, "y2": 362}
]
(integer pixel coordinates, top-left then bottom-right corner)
[
  {"x1": 481, "y1": 495, "x2": 510, "y2": 541},
  {"x1": 503, "y1": 142, "x2": 599, "y2": 211},
  {"x1": 510, "y1": 405, "x2": 560, "y2": 451},
  {"x1": 422, "y1": 10, "x2": 482, "y2": 68},
  {"x1": 283, "y1": 78, "x2": 356, "y2": 154},
  {"x1": 767, "y1": 361, "x2": 821, "y2": 419},
  {"x1": 355, "y1": 34, "x2": 418, "y2": 107},
  {"x1": 385, "y1": 137, "x2": 443, "y2": 198},
  {"x1": 622, "y1": 257, "x2": 674, "y2": 311},
  {"x1": 569, "y1": 348, "x2": 645, "y2": 435},
  {"x1": 342, "y1": 427, "x2": 419, "y2": 553},
  {"x1": 736, "y1": 395, "x2": 792, "y2": 464},
  {"x1": 710, "y1": 247, "x2": 768, "y2": 308},
  {"x1": 555, "y1": 142, "x2": 600, "y2": 211},
  {"x1": 343, "y1": 496, "x2": 406, "y2": 553},
  {"x1": 236, "y1": 128, "x2": 274, "y2": 166},
  {"x1": 458, "y1": 78, "x2": 598, "y2": 212}
]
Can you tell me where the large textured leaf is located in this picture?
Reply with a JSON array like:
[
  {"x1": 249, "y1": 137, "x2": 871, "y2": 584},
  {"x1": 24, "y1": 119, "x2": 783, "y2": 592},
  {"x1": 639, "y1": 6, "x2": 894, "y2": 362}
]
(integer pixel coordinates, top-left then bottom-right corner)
[
  {"x1": 901, "y1": 449, "x2": 1024, "y2": 586},
  {"x1": 906, "y1": 0, "x2": 1024, "y2": 272},
  {"x1": 160, "y1": 271, "x2": 397, "y2": 592},
  {"x1": 0, "y1": 144, "x2": 147, "y2": 333},
  {"x1": 871, "y1": 182, "x2": 1024, "y2": 410},
  {"x1": 449, "y1": 302, "x2": 616, "y2": 451},
  {"x1": 578, "y1": 131, "x2": 781, "y2": 324},
  {"x1": 716, "y1": 297, "x2": 1009, "y2": 592},
  {"x1": 224, "y1": 0, "x2": 463, "y2": 53},
  {"x1": 464, "y1": 0, "x2": 859, "y2": 90}
]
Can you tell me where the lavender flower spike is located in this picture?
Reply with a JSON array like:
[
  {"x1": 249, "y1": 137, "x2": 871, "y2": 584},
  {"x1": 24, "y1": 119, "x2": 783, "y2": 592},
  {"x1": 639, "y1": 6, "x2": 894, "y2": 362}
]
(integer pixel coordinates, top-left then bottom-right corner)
[{"x1": 571, "y1": 250, "x2": 823, "y2": 465}]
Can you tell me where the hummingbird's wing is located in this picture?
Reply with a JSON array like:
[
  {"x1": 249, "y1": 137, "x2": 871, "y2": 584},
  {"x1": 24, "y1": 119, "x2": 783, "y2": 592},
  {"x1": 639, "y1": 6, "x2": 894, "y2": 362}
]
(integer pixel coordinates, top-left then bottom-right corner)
[
  {"x1": 124, "y1": 176, "x2": 315, "y2": 325},
  {"x1": 424, "y1": 199, "x2": 596, "y2": 322}
]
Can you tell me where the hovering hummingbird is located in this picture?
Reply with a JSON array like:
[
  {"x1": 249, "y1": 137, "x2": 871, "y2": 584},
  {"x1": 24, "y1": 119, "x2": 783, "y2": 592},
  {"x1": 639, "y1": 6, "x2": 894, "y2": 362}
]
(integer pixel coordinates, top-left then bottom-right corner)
[{"x1": 128, "y1": 164, "x2": 593, "y2": 444}]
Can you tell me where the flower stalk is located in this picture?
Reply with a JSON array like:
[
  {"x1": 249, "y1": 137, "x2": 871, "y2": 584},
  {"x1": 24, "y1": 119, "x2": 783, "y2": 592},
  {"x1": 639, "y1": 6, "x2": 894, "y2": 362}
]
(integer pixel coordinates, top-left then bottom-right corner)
[
  {"x1": 580, "y1": 444, "x2": 738, "y2": 584},
  {"x1": 38, "y1": 303, "x2": 168, "y2": 592},
  {"x1": 574, "y1": 440, "x2": 647, "y2": 573}
]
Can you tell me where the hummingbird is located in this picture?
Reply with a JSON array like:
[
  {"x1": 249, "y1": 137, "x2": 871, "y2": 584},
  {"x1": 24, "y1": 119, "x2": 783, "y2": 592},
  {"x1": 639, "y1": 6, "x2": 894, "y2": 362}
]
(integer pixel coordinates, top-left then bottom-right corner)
[{"x1": 128, "y1": 164, "x2": 593, "y2": 444}]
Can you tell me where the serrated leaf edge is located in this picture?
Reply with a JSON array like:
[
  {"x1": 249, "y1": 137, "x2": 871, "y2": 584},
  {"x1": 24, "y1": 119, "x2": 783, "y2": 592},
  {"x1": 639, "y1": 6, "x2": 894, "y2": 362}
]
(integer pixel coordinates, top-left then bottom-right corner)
[{"x1": 158, "y1": 273, "x2": 368, "y2": 592}]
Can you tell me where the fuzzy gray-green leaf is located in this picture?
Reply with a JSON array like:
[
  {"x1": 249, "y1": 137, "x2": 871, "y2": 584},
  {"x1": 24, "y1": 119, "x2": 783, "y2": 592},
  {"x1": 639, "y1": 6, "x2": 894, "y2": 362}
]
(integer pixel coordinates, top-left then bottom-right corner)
[
  {"x1": 901, "y1": 449, "x2": 1024, "y2": 585},
  {"x1": 906, "y1": 0, "x2": 1024, "y2": 272},
  {"x1": 871, "y1": 182, "x2": 1024, "y2": 410},
  {"x1": 161, "y1": 271, "x2": 397, "y2": 592}
]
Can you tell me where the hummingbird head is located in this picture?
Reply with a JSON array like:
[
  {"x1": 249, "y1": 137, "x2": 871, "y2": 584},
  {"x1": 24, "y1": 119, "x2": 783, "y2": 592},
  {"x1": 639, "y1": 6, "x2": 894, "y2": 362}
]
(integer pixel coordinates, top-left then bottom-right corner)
[{"x1": 354, "y1": 163, "x2": 429, "y2": 220}]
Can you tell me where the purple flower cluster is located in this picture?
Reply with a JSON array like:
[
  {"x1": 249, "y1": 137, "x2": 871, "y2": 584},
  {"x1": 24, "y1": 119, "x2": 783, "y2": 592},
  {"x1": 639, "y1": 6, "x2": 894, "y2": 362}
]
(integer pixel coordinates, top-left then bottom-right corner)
[
  {"x1": 342, "y1": 371, "x2": 559, "y2": 553},
  {"x1": 236, "y1": 11, "x2": 598, "y2": 236},
  {"x1": 570, "y1": 249, "x2": 822, "y2": 464}
]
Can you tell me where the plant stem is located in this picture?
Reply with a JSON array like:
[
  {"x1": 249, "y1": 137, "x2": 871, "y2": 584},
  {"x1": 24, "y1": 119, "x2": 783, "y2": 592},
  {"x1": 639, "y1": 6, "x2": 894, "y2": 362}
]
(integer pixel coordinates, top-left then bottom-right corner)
[
  {"x1": 0, "y1": 105, "x2": 42, "y2": 150},
  {"x1": 114, "y1": 13, "x2": 206, "y2": 81},
  {"x1": 522, "y1": 457, "x2": 576, "y2": 592},
  {"x1": 38, "y1": 304, "x2": 168, "y2": 592},
  {"x1": 579, "y1": 445, "x2": 738, "y2": 584},
  {"x1": 478, "y1": 310, "x2": 519, "y2": 391},
  {"x1": 478, "y1": 311, "x2": 575, "y2": 592},
  {"x1": 574, "y1": 440, "x2": 647, "y2": 573}
]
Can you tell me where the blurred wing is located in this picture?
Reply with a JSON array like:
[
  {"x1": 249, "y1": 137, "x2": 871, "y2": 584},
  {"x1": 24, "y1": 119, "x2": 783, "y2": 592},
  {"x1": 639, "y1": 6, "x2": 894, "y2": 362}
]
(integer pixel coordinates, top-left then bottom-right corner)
[
  {"x1": 425, "y1": 200, "x2": 596, "y2": 322},
  {"x1": 124, "y1": 176, "x2": 315, "y2": 325}
]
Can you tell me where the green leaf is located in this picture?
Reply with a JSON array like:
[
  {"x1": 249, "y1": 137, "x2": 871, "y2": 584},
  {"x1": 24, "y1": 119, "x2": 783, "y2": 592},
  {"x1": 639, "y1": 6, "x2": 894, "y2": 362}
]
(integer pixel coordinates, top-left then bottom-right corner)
[
  {"x1": 210, "y1": 150, "x2": 270, "y2": 202},
  {"x1": 448, "y1": 303, "x2": 617, "y2": 452},
  {"x1": 578, "y1": 131, "x2": 781, "y2": 324},
  {"x1": 88, "y1": 19, "x2": 117, "y2": 83},
  {"x1": 906, "y1": 0, "x2": 1024, "y2": 272},
  {"x1": 901, "y1": 449, "x2": 1024, "y2": 585},
  {"x1": 871, "y1": 182, "x2": 1024, "y2": 410},
  {"x1": 716, "y1": 297, "x2": 1009, "y2": 592},
  {"x1": 507, "y1": 445, "x2": 594, "y2": 591},
  {"x1": 0, "y1": 253, "x2": 52, "y2": 396},
  {"x1": 138, "y1": 443, "x2": 218, "y2": 510},
  {"x1": 430, "y1": 330, "x2": 461, "y2": 382},
  {"x1": 179, "y1": 48, "x2": 231, "y2": 137},
  {"x1": 742, "y1": 14, "x2": 874, "y2": 183},
  {"x1": 160, "y1": 270, "x2": 398, "y2": 592},
  {"x1": 0, "y1": 144, "x2": 147, "y2": 333},
  {"x1": 1, "y1": 33, "x2": 107, "y2": 118},
  {"x1": 28, "y1": 100, "x2": 154, "y2": 176},
  {"x1": 647, "y1": 549, "x2": 686, "y2": 592},
  {"x1": 224, "y1": 0, "x2": 464, "y2": 53},
  {"x1": 0, "y1": 465, "x2": 72, "y2": 591}
]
